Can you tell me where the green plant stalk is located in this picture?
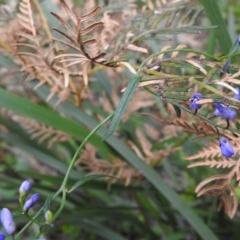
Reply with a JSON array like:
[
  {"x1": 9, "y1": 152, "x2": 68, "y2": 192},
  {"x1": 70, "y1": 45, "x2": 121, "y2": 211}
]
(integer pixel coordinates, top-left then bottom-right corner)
[
  {"x1": 54, "y1": 113, "x2": 114, "y2": 196},
  {"x1": 15, "y1": 113, "x2": 114, "y2": 239},
  {"x1": 35, "y1": 190, "x2": 67, "y2": 238},
  {"x1": 201, "y1": 0, "x2": 232, "y2": 54}
]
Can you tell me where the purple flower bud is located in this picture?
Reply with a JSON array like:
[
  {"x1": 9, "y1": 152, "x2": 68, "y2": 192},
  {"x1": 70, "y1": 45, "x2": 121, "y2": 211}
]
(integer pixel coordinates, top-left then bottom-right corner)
[
  {"x1": 189, "y1": 93, "x2": 203, "y2": 110},
  {"x1": 23, "y1": 193, "x2": 40, "y2": 212},
  {"x1": 0, "y1": 232, "x2": 6, "y2": 240},
  {"x1": 19, "y1": 180, "x2": 32, "y2": 195},
  {"x1": 238, "y1": 35, "x2": 240, "y2": 45},
  {"x1": 192, "y1": 93, "x2": 203, "y2": 100},
  {"x1": 219, "y1": 137, "x2": 234, "y2": 158},
  {"x1": 234, "y1": 88, "x2": 240, "y2": 100},
  {"x1": 0, "y1": 208, "x2": 16, "y2": 236},
  {"x1": 213, "y1": 103, "x2": 236, "y2": 119}
]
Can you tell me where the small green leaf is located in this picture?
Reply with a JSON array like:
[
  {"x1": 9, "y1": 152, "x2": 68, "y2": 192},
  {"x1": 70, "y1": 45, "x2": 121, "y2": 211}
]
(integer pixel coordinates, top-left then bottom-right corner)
[
  {"x1": 43, "y1": 193, "x2": 54, "y2": 214},
  {"x1": 172, "y1": 104, "x2": 181, "y2": 118},
  {"x1": 67, "y1": 174, "x2": 116, "y2": 193},
  {"x1": 219, "y1": 59, "x2": 231, "y2": 77},
  {"x1": 103, "y1": 76, "x2": 141, "y2": 140}
]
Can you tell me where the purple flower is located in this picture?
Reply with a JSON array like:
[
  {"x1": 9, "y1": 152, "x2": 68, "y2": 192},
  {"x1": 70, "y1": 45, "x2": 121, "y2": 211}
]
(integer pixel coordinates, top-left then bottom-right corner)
[
  {"x1": 213, "y1": 103, "x2": 236, "y2": 119},
  {"x1": 19, "y1": 180, "x2": 32, "y2": 196},
  {"x1": 0, "y1": 232, "x2": 6, "y2": 240},
  {"x1": 234, "y1": 88, "x2": 240, "y2": 100},
  {"x1": 238, "y1": 34, "x2": 240, "y2": 45},
  {"x1": 23, "y1": 193, "x2": 40, "y2": 212},
  {"x1": 0, "y1": 208, "x2": 16, "y2": 236},
  {"x1": 219, "y1": 137, "x2": 234, "y2": 158},
  {"x1": 189, "y1": 93, "x2": 203, "y2": 110}
]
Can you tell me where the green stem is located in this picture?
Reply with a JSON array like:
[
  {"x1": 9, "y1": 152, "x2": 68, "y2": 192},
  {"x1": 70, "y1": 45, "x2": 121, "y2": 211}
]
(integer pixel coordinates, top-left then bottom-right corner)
[
  {"x1": 35, "y1": 190, "x2": 67, "y2": 238},
  {"x1": 15, "y1": 113, "x2": 114, "y2": 239},
  {"x1": 53, "y1": 113, "x2": 114, "y2": 197}
]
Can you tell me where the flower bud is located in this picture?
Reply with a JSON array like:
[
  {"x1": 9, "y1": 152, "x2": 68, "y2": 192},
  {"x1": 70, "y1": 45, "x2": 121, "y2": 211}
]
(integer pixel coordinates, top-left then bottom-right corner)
[
  {"x1": 23, "y1": 193, "x2": 40, "y2": 212},
  {"x1": 44, "y1": 210, "x2": 53, "y2": 224},
  {"x1": 19, "y1": 180, "x2": 32, "y2": 199},
  {"x1": 219, "y1": 137, "x2": 234, "y2": 158},
  {"x1": 0, "y1": 232, "x2": 6, "y2": 240},
  {"x1": 189, "y1": 93, "x2": 203, "y2": 110},
  {"x1": 213, "y1": 103, "x2": 236, "y2": 120},
  {"x1": 0, "y1": 208, "x2": 16, "y2": 235}
]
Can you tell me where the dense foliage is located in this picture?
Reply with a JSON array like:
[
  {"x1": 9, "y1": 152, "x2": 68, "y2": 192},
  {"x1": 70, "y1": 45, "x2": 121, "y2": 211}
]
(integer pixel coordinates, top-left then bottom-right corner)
[{"x1": 0, "y1": 0, "x2": 240, "y2": 239}]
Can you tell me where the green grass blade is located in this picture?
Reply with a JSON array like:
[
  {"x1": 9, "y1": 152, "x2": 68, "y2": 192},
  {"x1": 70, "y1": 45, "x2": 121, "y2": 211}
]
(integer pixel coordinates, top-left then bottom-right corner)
[
  {"x1": 77, "y1": 219, "x2": 127, "y2": 240},
  {"x1": 68, "y1": 174, "x2": 116, "y2": 193},
  {"x1": 103, "y1": 76, "x2": 141, "y2": 140},
  {"x1": 0, "y1": 87, "x2": 109, "y2": 153},
  {"x1": 201, "y1": 0, "x2": 232, "y2": 54}
]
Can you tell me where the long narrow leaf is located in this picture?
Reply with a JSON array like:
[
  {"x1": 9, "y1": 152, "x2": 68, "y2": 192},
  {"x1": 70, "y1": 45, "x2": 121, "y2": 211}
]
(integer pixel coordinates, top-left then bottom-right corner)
[
  {"x1": 201, "y1": 0, "x2": 232, "y2": 54},
  {"x1": 0, "y1": 87, "x2": 109, "y2": 154},
  {"x1": 103, "y1": 76, "x2": 141, "y2": 140}
]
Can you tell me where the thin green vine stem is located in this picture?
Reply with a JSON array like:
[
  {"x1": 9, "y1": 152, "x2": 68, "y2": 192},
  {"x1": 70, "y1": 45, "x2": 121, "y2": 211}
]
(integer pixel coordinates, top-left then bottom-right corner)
[
  {"x1": 54, "y1": 112, "x2": 114, "y2": 197},
  {"x1": 15, "y1": 113, "x2": 114, "y2": 239},
  {"x1": 35, "y1": 190, "x2": 67, "y2": 239}
]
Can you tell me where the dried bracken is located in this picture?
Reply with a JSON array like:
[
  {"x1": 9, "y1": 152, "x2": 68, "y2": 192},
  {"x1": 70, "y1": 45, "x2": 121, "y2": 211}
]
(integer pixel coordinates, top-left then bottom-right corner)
[
  {"x1": 12, "y1": 115, "x2": 71, "y2": 148},
  {"x1": 76, "y1": 143, "x2": 141, "y2": 187},
  {"x1": 185, "y1": 128, "x2": 240, "y2": 218}
]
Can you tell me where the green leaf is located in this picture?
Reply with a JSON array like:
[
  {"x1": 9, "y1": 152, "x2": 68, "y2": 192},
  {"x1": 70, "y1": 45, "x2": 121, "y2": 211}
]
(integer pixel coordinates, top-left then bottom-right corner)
[
  {"x1": 77, "y1": 219, "x2": 127, "y2": 240},
  {"x1": 0, "y1": 54, "x2": 15, "y2": 68},
  {"x1": 103, "y1": 76, "x2": 141, "y2": 140},
  {"x1": 68, "y1": 174, "x2": 116, "y2": 193},
  {"x1": 43, "y1": 193, "x2": 54, "y2": 214},
  {"x1": 201, "y1": 0, "x2": 232, "y2": 54},
  {"x1": 0, "y1": 87, "x2": 109, "y2": 154},
  {"x1": 172, "y1": 104, "x2": 181, "y2": 118}
]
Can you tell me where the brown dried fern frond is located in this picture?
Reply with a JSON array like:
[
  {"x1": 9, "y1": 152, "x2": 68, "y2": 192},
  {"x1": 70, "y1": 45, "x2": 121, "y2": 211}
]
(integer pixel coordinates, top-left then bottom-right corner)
[
  {"x1": 184, "y1": 141, "x2": 222, "y2": 161},
  {"x1": 15, "y1": 0, "x2": 44, "y2": 59},
  {"x1": 128, "y1": 128, "x2": 178, "y2": 167},
  {"x1": 194, "y1": 174, "x2": 238, "y2": 219},
  {"x1": 51, "y1": 0, "x2": 120, "y2": 86},
  {"x1": 187, "y1": 158, "x2": 236, "y2": 169},
  {"x1": 12, "y1": 115, "x2": 71, "y2": 148},
  {"x1": 149, "y1": 112, "x2": 217, "y2": 137},
  {"x1": 76, "y1": 144, "x2": 141, "y2": 186}
]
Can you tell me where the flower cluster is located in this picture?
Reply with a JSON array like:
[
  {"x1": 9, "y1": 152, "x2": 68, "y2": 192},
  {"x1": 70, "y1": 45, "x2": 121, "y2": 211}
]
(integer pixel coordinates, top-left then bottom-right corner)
[
  {"x1": 19, "y1": 180, "x2": 40, "y2": 213},
  {"x1": 189, "y1": 90, "x2": 238, "y2": 158},
  {"x1": 0, "y1": 180, "x2": 41, "y2": 238}
]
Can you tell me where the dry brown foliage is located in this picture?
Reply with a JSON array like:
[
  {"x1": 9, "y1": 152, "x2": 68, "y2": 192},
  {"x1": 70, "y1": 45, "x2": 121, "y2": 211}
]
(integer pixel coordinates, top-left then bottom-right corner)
[
  {"x1": 185, "y1": 129, "x2": 240, "y2": 218},
  {"x1": 12, "y1": 115, "x2": 71, "y2": 148},
  {"x1": 76, "y1": 127, "x2": 176, "y2": 186}
]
